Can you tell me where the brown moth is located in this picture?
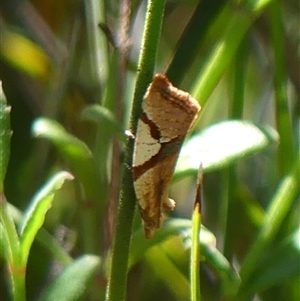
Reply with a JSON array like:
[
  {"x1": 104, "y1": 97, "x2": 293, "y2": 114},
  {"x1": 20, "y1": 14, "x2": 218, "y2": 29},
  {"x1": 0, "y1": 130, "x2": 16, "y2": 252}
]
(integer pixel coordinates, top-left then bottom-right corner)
[{"x1": 132, "y1": 74, "x2": 201, "y2": 239}]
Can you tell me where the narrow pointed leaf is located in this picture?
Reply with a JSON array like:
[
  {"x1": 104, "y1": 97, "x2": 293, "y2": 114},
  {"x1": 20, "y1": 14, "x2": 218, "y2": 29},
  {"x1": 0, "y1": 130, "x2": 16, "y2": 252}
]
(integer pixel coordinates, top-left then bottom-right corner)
[{"x1": 19, "y1": 171, "x2": 73, "y2": 265}]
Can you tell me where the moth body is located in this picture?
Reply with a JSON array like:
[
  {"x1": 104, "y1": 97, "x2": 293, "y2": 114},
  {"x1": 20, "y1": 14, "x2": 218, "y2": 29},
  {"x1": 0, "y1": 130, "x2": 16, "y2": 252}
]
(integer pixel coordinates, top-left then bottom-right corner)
[{"x1": 132, "y1": 74, "x2": 201, "y2": 238}]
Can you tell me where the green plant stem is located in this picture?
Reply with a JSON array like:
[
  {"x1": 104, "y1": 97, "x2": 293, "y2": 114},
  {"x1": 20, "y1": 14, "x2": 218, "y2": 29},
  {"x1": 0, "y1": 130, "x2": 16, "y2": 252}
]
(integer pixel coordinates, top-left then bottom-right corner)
[
  {"x1": 270, "y1": 0, "x2": 294, "y2": 176},
  {"x1": 105, "y1": 1, "x2": 166, "y2": 300},
  {"x1": 237, "y1": 151, "x2": 300, "y2": 299},
  {"x1": 192, "y1": 0, "x2": 272, "y2": 106},
  {"x1": 130, "y1": 1, "x2": 166, "y2": 124}
]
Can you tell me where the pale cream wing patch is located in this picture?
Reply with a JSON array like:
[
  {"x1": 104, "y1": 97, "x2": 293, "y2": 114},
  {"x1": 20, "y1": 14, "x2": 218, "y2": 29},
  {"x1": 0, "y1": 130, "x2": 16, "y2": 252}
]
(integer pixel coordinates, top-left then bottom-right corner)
[{"x1": 133, "y1": 119, "x2": 161, "y2": 167}]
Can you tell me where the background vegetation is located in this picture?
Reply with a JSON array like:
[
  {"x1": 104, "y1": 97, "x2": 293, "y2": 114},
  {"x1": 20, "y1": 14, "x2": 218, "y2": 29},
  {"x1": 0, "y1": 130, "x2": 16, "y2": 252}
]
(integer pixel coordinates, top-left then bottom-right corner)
[{"x1": 0, "y1": 0, "x2": 299, "y2": 301}]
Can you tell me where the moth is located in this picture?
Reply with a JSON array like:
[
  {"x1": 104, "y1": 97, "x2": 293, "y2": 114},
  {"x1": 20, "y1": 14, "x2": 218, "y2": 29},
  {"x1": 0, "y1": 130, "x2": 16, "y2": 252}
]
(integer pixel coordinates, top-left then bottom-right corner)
[{"x1": 132, "y1": 74, "x2": 201, "y2": 239}]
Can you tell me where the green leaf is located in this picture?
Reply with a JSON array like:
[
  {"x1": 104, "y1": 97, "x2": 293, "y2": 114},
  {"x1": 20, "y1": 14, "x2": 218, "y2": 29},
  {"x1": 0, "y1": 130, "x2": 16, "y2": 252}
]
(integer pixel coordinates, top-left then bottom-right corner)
[
  {"x1": 129, "y1": 218, "x2": 215, "y2": 269},
  {"x1": 32, "y1": 118, "x2": 101, "y2": 204},
  {"x1": 39, "y1": 255, "x2": 100, "y2": 301},
  {"x1": 32, "y1": 117, "x2": 93, "y2": 163},
  {"x1": 0, "y1": 195, "x2": 26, "y2": 301},
  {"x1": 0, "y1": 81, "x2": 11, "y2": 192},
  {"x1": 0, "y1": 195, "x2": 20, "y2": 265},
  {"x1": 81, "y1": 104, "x2": 126, "y2": 142},
  {"x1": 245, "y1": 228, "x2": 300, "y2": 296},
  {"x1": 130, "y1": 218, "x2": 239, "y2": 298},
  {"x1": 19, "y1": 171, "x2": 73, "y2": 265},
  {"x1": 145, "y1": 245, "x2": 190, "y2": 301},
  {"x1": 202, "y1": 240, "x2": 240, "y2": 297},
  {"x1": 176, "y1": 120, "x2": 278, "y2": 178},
  {"x1": 2, "y1": 202, "x2": 72, "y2": 266}
]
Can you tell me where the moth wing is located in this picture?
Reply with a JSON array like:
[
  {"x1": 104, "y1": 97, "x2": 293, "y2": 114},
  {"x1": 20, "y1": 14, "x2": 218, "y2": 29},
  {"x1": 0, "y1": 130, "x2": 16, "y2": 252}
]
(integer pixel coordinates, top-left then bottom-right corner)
[{"x1": 134, "y1": 152, "x2": 178, "y2": 238}]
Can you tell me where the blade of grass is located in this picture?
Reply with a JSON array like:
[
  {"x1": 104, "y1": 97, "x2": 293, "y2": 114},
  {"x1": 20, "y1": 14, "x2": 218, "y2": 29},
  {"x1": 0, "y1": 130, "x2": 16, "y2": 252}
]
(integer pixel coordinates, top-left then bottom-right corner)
[
  {"x1": 270, "y1": 0, "x2": 294, "y2": 175},
  {"x1": 192, "y1": 0, "x2": 273, "y2": 106},
  {"x1": 237, "y1": 151, "x2": 300, "y2": 299},
  {"x1": 190, "y1": 166, "x2": 203, "y2": 301},
  {"x1": 166, "y1": 0, "x2": 227, "y2": 84}
]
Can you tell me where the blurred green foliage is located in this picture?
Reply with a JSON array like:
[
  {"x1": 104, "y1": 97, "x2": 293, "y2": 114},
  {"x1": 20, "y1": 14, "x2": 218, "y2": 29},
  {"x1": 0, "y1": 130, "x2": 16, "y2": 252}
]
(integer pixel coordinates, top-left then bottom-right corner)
[{"x1": 0, "y1": 0, "x2": 299, "y2": 301}]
